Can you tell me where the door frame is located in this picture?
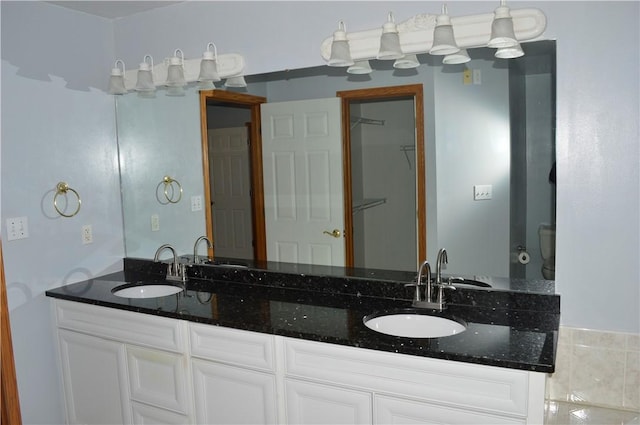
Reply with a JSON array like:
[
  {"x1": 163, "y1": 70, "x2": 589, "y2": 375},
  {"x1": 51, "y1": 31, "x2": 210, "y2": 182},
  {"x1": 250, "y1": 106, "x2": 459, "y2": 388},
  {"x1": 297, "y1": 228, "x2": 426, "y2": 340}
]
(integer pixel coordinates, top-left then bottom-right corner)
[
  {"x1": 199, "y1": 90, "x2": 267, "y2": 261},
  {"x1": 336, "y1": 84, "x2": 426, "y2": 267}
]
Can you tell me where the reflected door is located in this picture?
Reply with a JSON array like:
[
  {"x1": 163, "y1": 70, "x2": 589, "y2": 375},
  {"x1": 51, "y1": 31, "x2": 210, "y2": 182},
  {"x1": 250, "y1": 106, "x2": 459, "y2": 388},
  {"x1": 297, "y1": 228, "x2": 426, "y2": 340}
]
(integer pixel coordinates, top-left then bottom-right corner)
[
  {"x1": 209, "y1": 127, "x2": 254, "y2": 259},
  {"x1": 261, "y1": 98, "x2": 345, "y2": 266}
]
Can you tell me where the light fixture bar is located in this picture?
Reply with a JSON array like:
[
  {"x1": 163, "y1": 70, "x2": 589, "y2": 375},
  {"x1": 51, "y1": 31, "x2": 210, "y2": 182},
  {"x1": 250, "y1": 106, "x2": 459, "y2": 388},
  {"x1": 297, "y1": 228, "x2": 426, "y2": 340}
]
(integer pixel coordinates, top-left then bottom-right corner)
[
  {"x1": 320, "y1": 8, "x2": 546, "y2": 62},
  {"x1": 120, "y1": 53, "x2": 245, "y2": 91}
]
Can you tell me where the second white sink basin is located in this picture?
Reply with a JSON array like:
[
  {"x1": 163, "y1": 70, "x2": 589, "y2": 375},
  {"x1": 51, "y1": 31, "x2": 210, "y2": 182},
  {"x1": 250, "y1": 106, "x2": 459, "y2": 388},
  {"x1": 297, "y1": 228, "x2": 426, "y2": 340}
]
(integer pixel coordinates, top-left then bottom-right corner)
[
  {"x1": 364, "y1": 310, "x2": 466, "y2": 338},
  {"x1": 112, "y1": 284, "x2": 183, "y2": 299}
]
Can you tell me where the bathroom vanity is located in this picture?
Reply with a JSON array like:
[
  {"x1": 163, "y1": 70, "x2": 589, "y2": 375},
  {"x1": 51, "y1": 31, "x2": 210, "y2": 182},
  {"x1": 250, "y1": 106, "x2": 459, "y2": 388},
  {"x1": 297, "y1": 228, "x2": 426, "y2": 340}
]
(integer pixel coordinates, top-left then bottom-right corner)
[{"x1": 46, "y1": 258, "x2": 559, "y2": 424}]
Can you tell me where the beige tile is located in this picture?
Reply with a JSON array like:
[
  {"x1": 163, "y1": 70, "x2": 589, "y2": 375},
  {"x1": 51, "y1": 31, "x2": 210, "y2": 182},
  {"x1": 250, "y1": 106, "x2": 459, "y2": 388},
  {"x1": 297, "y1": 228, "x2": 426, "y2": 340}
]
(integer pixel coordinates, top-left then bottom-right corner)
[
  {"x1": 570, "y1": 345, "x2": 625, "y2": 407},
  {"x1": 623, "y1": 351, "x2": 640, "y2": 410},
  {"x1": 547, "y1": 341, "x2": 572, "y2": 401},
  {"x1": 573, "y1": 328, "x2": 627, "y2": 349},
  {"x1": 558, "y1": 326, "x2": 574, "y2": 346},
  {"x1": 627, "y1": 334, "x2": 640, "y2": 352}
]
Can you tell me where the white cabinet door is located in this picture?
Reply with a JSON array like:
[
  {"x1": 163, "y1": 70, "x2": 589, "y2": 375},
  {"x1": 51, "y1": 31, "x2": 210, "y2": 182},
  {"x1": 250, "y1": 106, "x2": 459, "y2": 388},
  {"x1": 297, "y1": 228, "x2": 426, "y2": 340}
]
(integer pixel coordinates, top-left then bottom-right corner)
[
  {"x1": 131, "y1": 401, "x2": 191, "y2": 425},
  {"x1": 58, "y1": 329, "x2": 131, "y2": 425},
  {"x1": 192, "y1": 359, "x2": 278, "y2": 424},
  {"x1": 375, "y1": 395, "x2": 526, "y2": 425},
  {"x1": 285, "y1": 378, "x2": 372, "y2": 425}
]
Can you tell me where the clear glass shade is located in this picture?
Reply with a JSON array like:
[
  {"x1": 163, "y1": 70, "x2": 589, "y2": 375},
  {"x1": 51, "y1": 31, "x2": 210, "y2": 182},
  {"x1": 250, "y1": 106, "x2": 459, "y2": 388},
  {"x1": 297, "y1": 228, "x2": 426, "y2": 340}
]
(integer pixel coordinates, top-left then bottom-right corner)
[
  {"x1": 225, "y1": 76, "x2": 247, "y2": 88},
  {"x1": 109, "y1": 74, "x2": 126, "y2": 95},
  {"x1": 166, "y1": 63, "x2": 186, "y2": 87},
  {"x1": 377, "y1": 31, "x2": 403, "y2": 60},
  {"x1": 198, "y1": 58, "x2": 220, "y2": 82},
  {"x1": 135, "y1": 69, "x2": 155, "y2": 92},
  {"x1": 347, "y1": 61, "x2": 372, "y2": 74},
  {"x1": 443, "y1": 49, "x2": 471, "y2": 64},
  {"x1": 488, "y1": 5, "x2": 518, "y2": 49},
  {"x1": 393, "y1": 54, "x2": 420, "y2": 69},
  {"x1": 329, "y1": 39, "x2": 354, "y2": 67},
  {"x1": 495, "y1": 43, "x2": 524, "y2": 59}
]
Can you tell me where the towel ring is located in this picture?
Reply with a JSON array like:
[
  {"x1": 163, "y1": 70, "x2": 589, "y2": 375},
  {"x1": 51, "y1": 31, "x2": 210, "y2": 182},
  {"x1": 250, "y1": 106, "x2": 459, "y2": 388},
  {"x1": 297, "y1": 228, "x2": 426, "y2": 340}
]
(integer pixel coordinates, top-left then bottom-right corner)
[
  {"x1": 162, "y1": 176, "x2": 183, "y2": 204},
  {"x1": 54, "y1": 182, "x2": 82, "y2": 218}
]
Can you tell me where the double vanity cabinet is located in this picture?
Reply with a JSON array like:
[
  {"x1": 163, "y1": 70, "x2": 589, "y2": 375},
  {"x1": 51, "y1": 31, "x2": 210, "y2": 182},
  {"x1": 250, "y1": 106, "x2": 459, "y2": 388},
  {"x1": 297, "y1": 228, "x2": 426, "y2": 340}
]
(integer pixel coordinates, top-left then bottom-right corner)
[{"x1": 47, "y1": 258, "x2": 559, "y2": 425}]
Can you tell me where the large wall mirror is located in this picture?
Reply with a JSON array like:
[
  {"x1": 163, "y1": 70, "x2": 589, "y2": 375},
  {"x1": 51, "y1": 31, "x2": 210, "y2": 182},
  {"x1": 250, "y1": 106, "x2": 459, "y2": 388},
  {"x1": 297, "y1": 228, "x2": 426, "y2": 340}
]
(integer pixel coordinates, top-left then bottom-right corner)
[{"x1": 117, "y1": 40, "x2": 556, "y2": 281}]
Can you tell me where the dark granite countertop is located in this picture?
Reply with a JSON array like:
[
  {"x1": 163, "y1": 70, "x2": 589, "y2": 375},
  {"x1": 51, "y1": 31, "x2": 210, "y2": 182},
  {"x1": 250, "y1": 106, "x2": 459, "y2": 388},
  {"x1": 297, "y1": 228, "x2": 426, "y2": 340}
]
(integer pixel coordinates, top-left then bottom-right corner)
[{"x1": 46, "y1": 258, "x2": 559, "y2": 373}]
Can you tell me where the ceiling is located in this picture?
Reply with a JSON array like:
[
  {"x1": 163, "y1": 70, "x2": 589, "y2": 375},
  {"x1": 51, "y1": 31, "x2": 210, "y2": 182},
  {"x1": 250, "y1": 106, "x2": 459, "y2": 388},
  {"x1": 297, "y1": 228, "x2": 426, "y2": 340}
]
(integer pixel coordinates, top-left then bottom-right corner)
[{"x1": 47, "y1": 1, "x2": 183, "y2": 19}]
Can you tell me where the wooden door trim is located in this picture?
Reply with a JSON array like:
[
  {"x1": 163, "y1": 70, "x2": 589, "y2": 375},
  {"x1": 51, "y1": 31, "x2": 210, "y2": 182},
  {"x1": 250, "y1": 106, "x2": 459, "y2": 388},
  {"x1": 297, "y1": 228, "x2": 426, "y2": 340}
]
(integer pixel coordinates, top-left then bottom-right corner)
[
  {"x1": 1, "y1": 241, "x2": 22, "y2": 424},
  {"x1": 336, "y1": 84, "x2": 426, "y2": 267},
  {"x1": 199, "y1": 90, "x2": 267, "y2": 261}
]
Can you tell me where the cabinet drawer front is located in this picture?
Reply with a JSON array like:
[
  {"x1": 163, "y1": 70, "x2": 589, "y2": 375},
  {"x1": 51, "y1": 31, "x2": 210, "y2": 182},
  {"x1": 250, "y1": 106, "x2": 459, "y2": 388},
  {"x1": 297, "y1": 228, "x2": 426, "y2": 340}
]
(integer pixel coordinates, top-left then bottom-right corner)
[
  {"x1": 284, "y1": 338, "x2": 530, "y2": 417},
  {"x1": 131, "y1": 401, "x2": 191, "y2": 425},
  {"x1": 55, "y1": 300, "x2": 186, "y2": 352},
  {"x1": 375, "y1": 395, "x2": 526, "y2": 425},
  {"x1": 127, "y1": 347, "x2": 190, "y2": 414},
  {"x1": 190, "y1": 323, "x2": 275, "y2": 371}
]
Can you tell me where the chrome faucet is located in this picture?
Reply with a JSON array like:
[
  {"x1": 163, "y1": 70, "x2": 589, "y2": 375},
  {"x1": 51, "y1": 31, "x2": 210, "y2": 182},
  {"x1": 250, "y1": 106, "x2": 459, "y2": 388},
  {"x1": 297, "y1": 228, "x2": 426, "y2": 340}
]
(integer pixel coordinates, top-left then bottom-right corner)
[
  {"x1": 408, "y1": 249, "x2": 455, "y2": 310},
  {"x1": 154, "y1": 244, "x2": 186, "y2": 282},
  {"x1": 193, "y1": 236, "x2": 213, "y2": 264},
  {"x1": 435, "y1": 248, "x2": 448, "y2": 285}
]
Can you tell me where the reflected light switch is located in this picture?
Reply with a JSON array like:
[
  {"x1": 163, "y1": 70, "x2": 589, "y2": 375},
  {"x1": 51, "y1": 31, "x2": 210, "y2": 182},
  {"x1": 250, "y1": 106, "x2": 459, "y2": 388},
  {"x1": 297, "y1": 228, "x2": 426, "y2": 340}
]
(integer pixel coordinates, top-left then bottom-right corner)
[{"x1": 474, "y1": 185, "x2": 492, "y2": 200}]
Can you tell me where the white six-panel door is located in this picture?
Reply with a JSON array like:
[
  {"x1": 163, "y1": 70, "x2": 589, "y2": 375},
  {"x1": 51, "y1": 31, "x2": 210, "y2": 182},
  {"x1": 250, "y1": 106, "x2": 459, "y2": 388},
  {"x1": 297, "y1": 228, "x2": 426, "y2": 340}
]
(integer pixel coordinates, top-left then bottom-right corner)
[{"x1": 261, "y1": 98, "x2": 345, "y2": 266}]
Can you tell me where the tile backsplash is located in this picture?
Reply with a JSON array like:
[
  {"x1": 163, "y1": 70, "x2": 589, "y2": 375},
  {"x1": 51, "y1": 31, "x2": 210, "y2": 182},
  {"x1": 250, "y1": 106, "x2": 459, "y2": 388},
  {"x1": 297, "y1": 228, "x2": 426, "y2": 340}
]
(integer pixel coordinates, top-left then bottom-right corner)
[{"x1": 546, "y1": 326, "x2": 640, "y2": 412}]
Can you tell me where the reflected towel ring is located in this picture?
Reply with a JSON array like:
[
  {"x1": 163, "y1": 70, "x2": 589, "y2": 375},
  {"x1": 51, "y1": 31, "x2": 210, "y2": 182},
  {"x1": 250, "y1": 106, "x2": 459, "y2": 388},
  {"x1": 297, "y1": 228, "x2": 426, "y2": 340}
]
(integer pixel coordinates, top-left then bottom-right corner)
[
  {"x1": 54, "y1": 182, "x2": 82, "y2": 217},
  {"x1": 162, "y1": 176, "x2": 183, "y2": 204}
]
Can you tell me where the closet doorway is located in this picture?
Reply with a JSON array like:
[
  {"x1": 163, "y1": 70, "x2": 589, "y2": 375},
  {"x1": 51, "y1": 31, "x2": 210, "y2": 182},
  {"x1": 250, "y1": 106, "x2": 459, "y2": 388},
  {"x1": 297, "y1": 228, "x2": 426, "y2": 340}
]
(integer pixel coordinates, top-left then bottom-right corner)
[
  {"x1": 337, "y1": 85, "x2": 425, "y2": 271},
  {"x1": 199, "y1": 90, "x2": 267, "y2": 261}
]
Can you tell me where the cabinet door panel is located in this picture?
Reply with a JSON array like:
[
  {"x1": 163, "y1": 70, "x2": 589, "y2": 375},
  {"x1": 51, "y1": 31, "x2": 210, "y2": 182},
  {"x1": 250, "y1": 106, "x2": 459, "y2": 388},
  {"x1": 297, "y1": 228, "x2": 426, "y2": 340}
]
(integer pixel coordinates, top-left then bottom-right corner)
[
  {"x1": 286, "y1": 379, "x2": 372, "y2": 425},
  {"x1": 192, "y1": 359, "x2": 278, "y2": 424},
  {"x1": 375, "y1": 395, "x2": 525, "y2": 425},
  {"x1": 127, "y1": 346, "x2": 190, "y2": 414},
  {"x1": 58, "y1": 329, "x2": 131, "y2": 424},
  {"x1": 131, "y1": 401, "x2": 191, "y2": 425}
]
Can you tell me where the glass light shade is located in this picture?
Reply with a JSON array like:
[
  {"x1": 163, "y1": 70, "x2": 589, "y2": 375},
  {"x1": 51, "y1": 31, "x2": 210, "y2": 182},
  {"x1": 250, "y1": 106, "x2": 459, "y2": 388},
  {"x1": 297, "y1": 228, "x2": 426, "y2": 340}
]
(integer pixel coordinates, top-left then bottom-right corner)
[
  {"x1": 135, "y1": 55, "x2": 155, "y2": 92},
  {"x1": 225, "y1": 76, "x2": 247, "y2": 88},
  {"x1": 443, "y1": 49, "x2": 471, "y2": 64},
  {"x1": 429, "y1": 13, "x2": 459, "y2": 56},
  {"x1": 165, "y1": 49, "x2": 186, "y2": 87},
  {"x1": 495, "y1": 43, "x2": 524, "y2": 59},
  {"x1": 198, "y1": 80, "x2": 216, "y2": 90},
  {"x1": 328, "y1": 21, "x2": 354, "y2": 67},
  {"x1": 347, "y1": 61, "x2": 372, "y2": 74},
  {"x1": 393, "y1": 54, "x2": 419, "y2": 69},
  {"x1": 108, "y1": 60, "x2": 127, "y2": 95},
  {"x1": 198, "y1": 43, "x2": 220, "y2": 82},
  {"x1": 377, "y1": 13, "x2": 403, "y2": 60},
  {"x1": 488, "y1": 6, "x2": 518, "y2": 48},
  {"x1": 166, "y1": 85, "x2": 185, "y2": 96}
]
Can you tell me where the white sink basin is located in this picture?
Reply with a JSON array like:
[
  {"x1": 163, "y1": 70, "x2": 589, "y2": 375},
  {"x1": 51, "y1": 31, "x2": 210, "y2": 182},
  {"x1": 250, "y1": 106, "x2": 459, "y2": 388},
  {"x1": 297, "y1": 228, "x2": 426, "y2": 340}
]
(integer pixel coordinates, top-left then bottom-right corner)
[
  {"x1": 112, "y1": 284, "x2": 183, "y2": 299},
  {"x1": 364, "y1": 311, "x2": 466, "y2": 338}
]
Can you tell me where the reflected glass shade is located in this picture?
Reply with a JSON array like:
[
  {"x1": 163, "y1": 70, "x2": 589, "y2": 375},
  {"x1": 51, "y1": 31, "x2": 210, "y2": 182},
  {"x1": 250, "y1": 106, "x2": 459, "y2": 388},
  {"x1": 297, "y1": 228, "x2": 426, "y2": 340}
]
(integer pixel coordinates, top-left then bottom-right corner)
[
  {"x1": 135, "y1": 55, "x2": 155, "y2": 92},
  {"x1": 430, "y1": 13, "x2": 459, "y2": 56},
  {"x1": 488, "y1": 6, "x2": 518, "y2": 48},
  {"x1": 495, "y1": 43, "x2": 524, "y2": 59},
  {"x1": 443, "y1": 49, "x2": 471, "y2": 64},
  {"x1": 328, "y1": 21, "x2": 354, "y2": 67},
  {"x1": 393, "y1": 54, "x2": 420, "y2": 69},
  {"x1": 166, "y1": 86, "x2": 185, "y2": 97},
  {"x1": 347, "y1": 61, "x2": 373, "y2": 74},
  {"x1": 225, "y1": 76, "x2": 247, "y2": 87},
  {"x1": 165, "y1": 49, "x2": 186, "y2": 87},
  {"x1": 198, "y1": 43, "x2": 220, "y2": 83},
  {"x1": 108, "y1": 60, "x2": 127, "y2": 95}
]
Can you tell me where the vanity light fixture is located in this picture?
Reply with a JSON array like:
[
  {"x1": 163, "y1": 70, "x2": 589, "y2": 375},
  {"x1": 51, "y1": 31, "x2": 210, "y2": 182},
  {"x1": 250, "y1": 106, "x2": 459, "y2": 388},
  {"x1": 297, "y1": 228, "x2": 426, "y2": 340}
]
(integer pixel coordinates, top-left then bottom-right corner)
[
  {"x1": 165, "y1": 49, "x2": 186, "y2": 87},
  {"x1": 224, "y1": 75, "x2": 247, "y2": 88},
  {"x1": 347, "y1": 60, "x2": 373, "y2": 74},
  {"x1": 429, "y1": 5, "x2": 459, "y2": 56},
  {"x1": 319, "y1": 2, "x2": 547, "y2": 71},
  {"x1": 377, "y1": 12, "x2": 403, "y2": 60},
  {"x1": 108, "y1": 60, "x2": 127, "y2": 95},
  {"x1": 443, "y1": 49, "x2": 471, "y2": 65},
  {"x1": 328, "y1": 20, "x2": 354, "y2": 67},
  {"x1": 198, "y1": 42, "x2": 221, "y2": 85},
  {"x1": 393, "y1": 54, "x2": 420, "y2": 69},
  {"x1": 135, "y1": 55, "x2": 155, "y2": 93},
  {"x1": 488, "y1": 0, "x2": 518, "y2": 49}
]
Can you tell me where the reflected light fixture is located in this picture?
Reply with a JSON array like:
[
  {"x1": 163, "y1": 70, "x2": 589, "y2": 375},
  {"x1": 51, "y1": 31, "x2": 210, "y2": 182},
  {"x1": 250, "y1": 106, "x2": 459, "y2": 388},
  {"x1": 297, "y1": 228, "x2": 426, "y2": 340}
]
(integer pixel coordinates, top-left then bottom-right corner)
[
  {"x1": 198, "y1": 42, "x2": 220, "y2": 85},
  {"x1": 165, "y1": 49, "x2": 186, "y2": 87},
  {"x1": 488, "y1": 0, "x2": 518, "y2": 48},
  {"x1": 393, "y1": 54, "x2": 420, "y2": 69},
  {"x1": 347, "y1": 60, "x2": 373, "y2": 74},
  {"x1": 224, "y1": 75, "x2": 247, "y2": 88},
  {"x1": 166, "y1": 86, "x2": 185, "y2": 97},
  {"x1": 328, "y1": 21, "x2": 354, "y2": 67},
  {"x1": 443, "y1": 49, "x2": 471, "y2": 64},
  {"x1": 430, "y1": 5, "x2": 459, "y2": 55},
  {"x1": 377, "y1": 12, "x2": 403, "y2": 60},
  {"x1": 109, "y1": 60, "x2": 127, "y2": 95},
  {"x1": 495, "y1": 43, "x2": 524, "y2": 59},
  {"x1": 135, "y1": 55, "x2": 155, "y2": 93}
]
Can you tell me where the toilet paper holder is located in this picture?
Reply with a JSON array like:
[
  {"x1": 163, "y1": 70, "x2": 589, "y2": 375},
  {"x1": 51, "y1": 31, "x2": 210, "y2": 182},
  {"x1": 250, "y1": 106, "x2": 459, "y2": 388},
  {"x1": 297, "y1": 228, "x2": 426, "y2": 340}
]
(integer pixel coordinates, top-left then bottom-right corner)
[{"x1": 515, "y1": 245, "x2": 531, "y2": 265}]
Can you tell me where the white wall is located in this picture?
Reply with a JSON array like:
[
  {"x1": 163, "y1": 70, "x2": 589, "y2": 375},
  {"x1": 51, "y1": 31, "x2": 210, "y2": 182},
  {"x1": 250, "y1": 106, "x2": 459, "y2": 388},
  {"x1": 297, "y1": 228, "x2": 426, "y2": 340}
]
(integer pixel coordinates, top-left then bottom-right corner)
[
  {"x1": 1, "y1": 2, "x2": 124, "y2": 423},
  {"x1": 0, "y1": 0, "x2": 637, "y2": 422}
]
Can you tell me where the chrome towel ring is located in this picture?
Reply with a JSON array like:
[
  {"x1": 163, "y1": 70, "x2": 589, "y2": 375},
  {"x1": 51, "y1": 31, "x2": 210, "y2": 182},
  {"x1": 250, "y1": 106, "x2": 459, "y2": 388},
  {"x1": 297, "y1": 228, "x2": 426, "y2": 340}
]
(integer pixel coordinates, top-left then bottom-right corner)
[{"x1": 54, "y1": 182, "x2": 81, "y2": 218}]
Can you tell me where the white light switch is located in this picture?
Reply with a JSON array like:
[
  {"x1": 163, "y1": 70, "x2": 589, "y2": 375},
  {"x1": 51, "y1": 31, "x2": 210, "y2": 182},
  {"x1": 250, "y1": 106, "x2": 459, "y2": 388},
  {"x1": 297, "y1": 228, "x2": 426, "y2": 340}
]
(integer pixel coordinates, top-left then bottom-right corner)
[
  {"x1": 191, "y1": 195, "x2": 203, "y2": 212},
  {"x1": 6, "y1": 217, "x2": 29, "y2": 241},
  {"x1": 474, "y1": 185, "x2": 492, "y2": 200},
  {"x1": 151, "y1": 214, "x2": 160, "y2": 232}
]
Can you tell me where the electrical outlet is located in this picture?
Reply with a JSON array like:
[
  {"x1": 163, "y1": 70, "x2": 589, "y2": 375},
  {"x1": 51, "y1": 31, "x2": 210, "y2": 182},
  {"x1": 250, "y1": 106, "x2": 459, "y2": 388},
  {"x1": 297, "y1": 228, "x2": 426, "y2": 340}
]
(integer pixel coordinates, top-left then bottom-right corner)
[
  {"x1": 6, "y1": 217, "x2": 29, "y2": 241},
  {"x1": 82, "y1": 225, "x2": 93, "y2": 244},
  {"x1": 473, "y1": 185, "x2": 493, "y2": 200},
  {"x1": 473, "y1": 69, "x2": 482, "y2": 85},
  {"x1": 463, "y1": 69, "x2": 472, "y2": 85},
  {"x1": 191, "y1": 195, "x2": 203, "y2": 212},
  {"x1": 151, "y1": 214, "x2": 160, "y2": 232}
]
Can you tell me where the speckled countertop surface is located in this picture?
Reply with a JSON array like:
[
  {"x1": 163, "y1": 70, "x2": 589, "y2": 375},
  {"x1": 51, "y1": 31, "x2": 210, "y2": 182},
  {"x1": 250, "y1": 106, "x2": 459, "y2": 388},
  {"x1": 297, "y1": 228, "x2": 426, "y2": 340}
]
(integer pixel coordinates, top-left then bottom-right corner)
[{"x1": 46, "y1": 258, "x2": 560, "y2": 373}]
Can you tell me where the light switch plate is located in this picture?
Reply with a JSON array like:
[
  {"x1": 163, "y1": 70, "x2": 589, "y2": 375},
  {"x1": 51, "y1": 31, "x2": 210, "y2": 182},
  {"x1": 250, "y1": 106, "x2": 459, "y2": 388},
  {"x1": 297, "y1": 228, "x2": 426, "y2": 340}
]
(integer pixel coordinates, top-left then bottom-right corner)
[
  {"x1": 6, "y1": 217, "x2": 29, "y2": 241},
  {"x1": 474, "y1": 185, "x2": 492, "y2": 200}
]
